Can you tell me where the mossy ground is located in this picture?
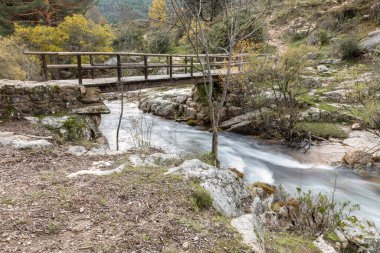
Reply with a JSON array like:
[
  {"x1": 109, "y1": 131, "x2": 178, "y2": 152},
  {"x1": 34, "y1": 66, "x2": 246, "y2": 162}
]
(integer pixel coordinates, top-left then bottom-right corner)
[
  {"x1": 296, "y1": 122, "x2": 348, "y2": 139},
  {"x1": 265, "y1": 232, "x2": 321, "y2": 253}
]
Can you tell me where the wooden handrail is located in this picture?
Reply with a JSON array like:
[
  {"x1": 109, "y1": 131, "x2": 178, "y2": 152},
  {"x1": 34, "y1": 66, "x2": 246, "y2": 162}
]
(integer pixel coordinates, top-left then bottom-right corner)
[
  {"x1": 24, "y1": 51, "x2": 252, "y2": 58},
  {"x1": 24, "y1": 51, "x2": 252, "y2": 83}
]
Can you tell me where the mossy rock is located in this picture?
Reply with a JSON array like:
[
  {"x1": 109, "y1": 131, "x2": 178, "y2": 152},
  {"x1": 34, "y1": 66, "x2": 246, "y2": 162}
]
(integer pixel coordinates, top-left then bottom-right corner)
[{"x1": 41, "y1": 115, "x2": 100, "y2": 142}]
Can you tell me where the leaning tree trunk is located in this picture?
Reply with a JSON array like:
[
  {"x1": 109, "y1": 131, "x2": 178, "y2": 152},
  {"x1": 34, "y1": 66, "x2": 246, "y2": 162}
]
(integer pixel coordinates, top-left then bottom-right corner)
[{"x1": 116, "y1": 85, "x2": 124, "y2": 151}]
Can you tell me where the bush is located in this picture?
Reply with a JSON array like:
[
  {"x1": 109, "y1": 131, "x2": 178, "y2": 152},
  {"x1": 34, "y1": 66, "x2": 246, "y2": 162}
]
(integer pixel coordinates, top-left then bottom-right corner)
[
  {"x1": 146, "y1": 30, "x2": 173, "y2": 53},
  {"x1": 292, "y1": 187, "x2": 360, "y2": 234},
  {"x1": 296, "y1": 122, "x2": 348, "y2": 139},
  {"x1": 192, "y1": 185, "x2": 212, "y2": 210},
  {"x1": 339, "y1": 36, "x2": 362, "y2": 60},
  {"x1": 0, "y1": 36, "x2": 41, "y2": 80},
  {"x1": 318, "y1": 29, "x2": 330, "y2": 46},
  {"x1": 113, "y1": 23, "x2": 145, "y2": 51}
]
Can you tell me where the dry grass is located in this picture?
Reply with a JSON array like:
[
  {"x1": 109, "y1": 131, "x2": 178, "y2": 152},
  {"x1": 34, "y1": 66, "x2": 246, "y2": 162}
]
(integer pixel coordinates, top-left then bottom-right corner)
[{"x1": 0, "y1": 143, "x2": 251, "y2": 252}]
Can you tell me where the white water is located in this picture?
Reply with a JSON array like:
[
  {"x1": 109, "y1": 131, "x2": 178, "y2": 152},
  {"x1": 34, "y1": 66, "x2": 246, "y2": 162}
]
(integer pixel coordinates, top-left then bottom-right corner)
[{"x1": 100, "y1": 101, "x2": 380, "y2": 227}]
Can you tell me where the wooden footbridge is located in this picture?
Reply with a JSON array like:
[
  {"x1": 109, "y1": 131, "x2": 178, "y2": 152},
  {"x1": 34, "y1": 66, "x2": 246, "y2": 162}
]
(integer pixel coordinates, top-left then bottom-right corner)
[{"x1": 24, "y1": 51, "x2": 248, "y2": 92}]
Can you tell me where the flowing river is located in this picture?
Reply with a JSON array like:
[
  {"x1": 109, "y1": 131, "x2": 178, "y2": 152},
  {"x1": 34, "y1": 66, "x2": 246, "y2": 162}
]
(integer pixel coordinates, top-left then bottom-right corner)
[{"x1": 100, "y1": 100, "x2": 380, "y2": 227}]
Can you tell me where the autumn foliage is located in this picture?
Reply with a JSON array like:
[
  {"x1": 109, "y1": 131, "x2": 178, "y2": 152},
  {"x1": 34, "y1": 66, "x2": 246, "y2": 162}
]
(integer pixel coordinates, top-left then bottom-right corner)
[{"x1": 14, "y1": 14, "x2": 114, "y2": 52}]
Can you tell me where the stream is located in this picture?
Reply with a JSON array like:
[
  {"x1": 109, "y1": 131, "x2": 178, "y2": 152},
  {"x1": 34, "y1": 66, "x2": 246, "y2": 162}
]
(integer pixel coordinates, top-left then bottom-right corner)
[{"x1": 100, "y1": 100, "x2": 380, "y2": 227}]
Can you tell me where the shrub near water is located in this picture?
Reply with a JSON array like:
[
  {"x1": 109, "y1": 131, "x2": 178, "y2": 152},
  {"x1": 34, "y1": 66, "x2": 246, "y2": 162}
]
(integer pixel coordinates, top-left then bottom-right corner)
[{"x1": 296, "y1": 122, "x2": 348, "y2": 139}]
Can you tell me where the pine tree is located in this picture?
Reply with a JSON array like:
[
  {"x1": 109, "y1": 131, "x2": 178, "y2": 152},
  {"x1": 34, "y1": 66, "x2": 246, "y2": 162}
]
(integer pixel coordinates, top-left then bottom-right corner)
[
  {"x1": 148, "y1": 0, "x2": 167, "y2": 25},
  {"x1": 0, "y1": 0, "x2": 93, "y2": 35}
]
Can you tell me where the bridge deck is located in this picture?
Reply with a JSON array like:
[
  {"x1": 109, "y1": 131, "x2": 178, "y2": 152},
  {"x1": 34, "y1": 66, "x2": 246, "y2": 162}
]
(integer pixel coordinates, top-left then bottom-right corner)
[{"x1": 55, "y1": 70, "x2": 226, "y2": 92}]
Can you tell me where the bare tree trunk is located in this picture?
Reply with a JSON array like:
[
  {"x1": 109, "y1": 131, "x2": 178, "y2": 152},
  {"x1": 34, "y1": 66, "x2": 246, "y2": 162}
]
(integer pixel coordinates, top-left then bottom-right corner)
[{"x1": 116, "y1": 84, "x2": 124, "y2": 151}]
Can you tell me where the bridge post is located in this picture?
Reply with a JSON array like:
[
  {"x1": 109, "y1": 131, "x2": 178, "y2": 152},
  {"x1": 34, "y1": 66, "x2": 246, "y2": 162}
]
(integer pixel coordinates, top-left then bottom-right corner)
[
  {"x1": 77, "y1": 54, "x2": 82, "y2": 85},
  {"x1": 89, "y1": 55, "x2": 95, "y2": 79},
  {"x1": 117, "y1": 54, "x2": 122, "y2": 83},
  {"x1": 169, "y1": 56, "x2": 173, "y2": 78},
  {"x1": 166, "y1": 56, "x2": 170, "y2": 75},
  {"x1": 144, "y1": 55, "x2": 148, "y2": 80},
  {"x1": 41, "y1": 55, "x2": 48, "y2": 81},
  {"x1": 190, "y1": 57, "x2": 194, "y2": 77},
  {"x1": 184, "y1": 57, "x2": 188, "y2": 74}
]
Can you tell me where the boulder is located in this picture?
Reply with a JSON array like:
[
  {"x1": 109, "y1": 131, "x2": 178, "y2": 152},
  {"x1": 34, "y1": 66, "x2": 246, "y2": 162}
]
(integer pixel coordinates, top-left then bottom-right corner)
[
  {"x1": 0, "y1": 131, "x2": 52, "y2": 149},
  {"x1": 336, "y1": 218, "x2": 380, "y2": 252},
  {"x1": 185, "y1": 107, "x2": 197, "y2": 119},
  {"x1": 129, "y1": 153, "x2": 180, "y2": 167},
  {"x1": 219, "y1": 111, "x2": 260, "y2": 134},
  {"x1": 303, "y1": 77, "x2": 322, "y2": 88},
  {"x1": 351, "y1": 123, "x2": 362, "y2": 130},
  {"x1": 359, "y1": 30, "x2": 380, "y2": 52},
  {"x1": 41, "y1": 115, "x2": 100, "y2": 141},
  {"x1": 72, "y1": 105, "x2": 110, "y2": 114},
  {"x1": 251, "y1": 197, "x2": 265, "y2": 216},
  {"x1": 314, "y1": 235, "x2": 338, "y2": 253},
  {"x1": 317, "y1": 65, "x2": 330, "y2": 73},
  {"x1": 166, "y1": 159, "x2": 251, "y2": 217},
  {"x1": 228, "y1": 106, "x2": 244, "y2": 117},
  {"x1": 41, "y1": 116, "x2": 70, "y2": 129},
  {"x1": 319, "y1": 59, "x2": 341, "y2": 65},
  {"x1": 300, "y1": 107, "x2": 353, "y2": 123},
  {"x1": 342, "y1": 150, "x2": 373, "y2": 167},
  {"x1": 231, "y1": 214, "x2": 265, "y2": 253},
  {"x1": 67, "y1": 146, "x2": 88, "y2": 156},
  {"x1": 79, "y1": 87, "x2": 102, "y2": 104}
]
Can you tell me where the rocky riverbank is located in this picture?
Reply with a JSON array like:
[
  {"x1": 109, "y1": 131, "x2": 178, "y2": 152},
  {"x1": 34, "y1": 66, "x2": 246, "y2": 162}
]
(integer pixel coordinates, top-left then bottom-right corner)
[
  {"x1": 1, "y1": 94, "x2": 380, "y2": 252},
  {"x1": 117, "y1": 86, "x2": 380, "y2": 174}
]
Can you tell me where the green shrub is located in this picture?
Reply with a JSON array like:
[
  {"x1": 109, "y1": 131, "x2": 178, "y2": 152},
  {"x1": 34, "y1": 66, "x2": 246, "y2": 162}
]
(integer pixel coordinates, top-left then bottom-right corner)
[
  {"x1": 199, "y1": 152, "x2": 217, "y2": 166},
  {"x1": 113, "y1": 23, "x2": 145, "y2": 51},
  {"x1": 146, "y1": 30, "x2": 173, "y2": 53},
  {"x1": 339, "y1": 36, "x2": 362, "y2": 60},
  {"x1": 187, "y1": 119, "x2": 197, "y2": 126},
  {"x1": 296, "y1": 122, "x2": 347, "y2": 139},
  {"x1": 192, "y1": 185, "x2": 212, "y2": 210},
  {"x1": 318, "y1": 29, "x2": 330, "y2": 46},
  {"x1": 293, "y1": 187, "x2": 360, "y2": 234}
]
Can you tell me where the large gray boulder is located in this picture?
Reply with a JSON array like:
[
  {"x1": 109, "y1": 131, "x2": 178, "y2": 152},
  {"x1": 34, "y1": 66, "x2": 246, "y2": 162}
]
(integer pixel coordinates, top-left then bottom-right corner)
[
  {"x1": 0, "y1": 131, "x2": 52, "y2": 149},
  {"x1": 41, "y1": 115, "x2": 100, "y2": 141},
  {"x1": 219, "y1": 111, "x2": 261, "y2": 134},
  {"x1": 139, "y1": 88, "x2": 192, "y2": 119},
  {"x1": 231, "y1": 214, "x2": 265, "y2": 253},
  {"x1": 335, "y1": 218, "x2": 380, "y2": 252},
  {"x1": 72, "y1": 105, "x2": 110, "y2": 114},
  {"x1": 166, "y1": 159, "x2": 251, "y2": 217},
  {"x1": 359, "y1": 30, "x2": 380, "y2": 52}
]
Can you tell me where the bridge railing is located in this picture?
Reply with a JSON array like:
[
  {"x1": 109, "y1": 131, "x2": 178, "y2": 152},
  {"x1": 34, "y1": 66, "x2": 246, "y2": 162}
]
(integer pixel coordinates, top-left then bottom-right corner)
[{"x1": 23, "y1": 51, "x2": 249, "y2": 85}]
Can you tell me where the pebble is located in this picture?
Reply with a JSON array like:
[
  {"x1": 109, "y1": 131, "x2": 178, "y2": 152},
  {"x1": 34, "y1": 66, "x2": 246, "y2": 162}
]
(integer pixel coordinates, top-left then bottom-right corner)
[{"x1": 182, "y1": 241, "x2": 189, "y2": 249}]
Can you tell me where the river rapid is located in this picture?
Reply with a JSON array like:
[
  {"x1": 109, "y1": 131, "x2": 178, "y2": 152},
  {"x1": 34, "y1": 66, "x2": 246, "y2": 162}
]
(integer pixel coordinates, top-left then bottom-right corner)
[{"x1": 100, "y1": 100, "x2": 380, "y2": 227}]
